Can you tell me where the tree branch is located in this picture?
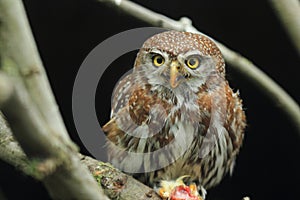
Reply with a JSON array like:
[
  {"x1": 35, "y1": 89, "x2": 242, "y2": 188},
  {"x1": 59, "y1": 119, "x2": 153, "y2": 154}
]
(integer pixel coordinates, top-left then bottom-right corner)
[
  {"x1": 0, "y1": 74, "x2": 108, "y2": 199},
  {"x1": 0, "y1": 0, "x2": 71, "y2": 146},
  {"x1": 0, "y1": 113, "x2": 161, "y2": 200},
  {"x1": 0, "y1": 112, "x2": 34, "y2": 179},
  {"x1": 0, "y1": 0, "x2": 109, "y2": 199},
  {"x1": 97, "y1": 0, "x2": 300, "y2": 135},
  {"x1": 81, "y1": 155, "x2": 161, "y2": 200},
  {"x1": 268, "y1": 0, "x2": 300, "y2": 55}
]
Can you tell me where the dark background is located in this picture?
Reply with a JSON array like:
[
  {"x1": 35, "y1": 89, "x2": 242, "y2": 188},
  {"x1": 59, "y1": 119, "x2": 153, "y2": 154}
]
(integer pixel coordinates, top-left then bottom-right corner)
[{"x1": 1, "y1": 0, "x2": 299, "y2": 199}]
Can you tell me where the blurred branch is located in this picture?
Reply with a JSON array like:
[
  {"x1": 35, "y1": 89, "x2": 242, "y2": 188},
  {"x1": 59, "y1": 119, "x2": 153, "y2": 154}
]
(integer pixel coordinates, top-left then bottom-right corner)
[
  {"x1": 268, "y1": 0, "x2": 300, "y2": 55},
  {"x1": 98, "y1": 0, "x2": 300, "y2": 135},
  {"x1": 0, "y1": 0, "x2": 70, "y2": 145},
  {"x1": 0, "y1": 112, "x2": 34, "y2": 179},
  {"x1": 0, "y1": 73, "x2": 108, "y2": 199},
  {"x1": 0, "y1": 0, "x2": 108, "y2": 199},
  {"x1": 0, "y1": 113, "x2": 161, "y2": 200}
]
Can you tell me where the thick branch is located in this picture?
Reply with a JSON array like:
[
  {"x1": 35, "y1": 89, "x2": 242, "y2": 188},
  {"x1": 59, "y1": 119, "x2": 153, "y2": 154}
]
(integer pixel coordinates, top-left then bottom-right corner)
[
  {"x1": 0, "y1": 113, "x2": 33, "y2": 179},
  {"x1": 0, "y1": 114, "x2": 161, "y2": 200},
  {"x1": 81, "y1": 155, "x2": 161, "y2": 200},
  {"x1": 0, "y1": 0, "x2": 70, "y2": 146},
  {"x1": 0, "y1": 74, "x2": 108, "y2": 199},
  {"x1": 98, "y1": 0, "x2": 300, "y2": 135},
  {"x1": 268, "y1": 0, "x2": 300, "y2": 55},
  {"x1": 0, "y1": 0, "x2": 108, "y2": 198}
]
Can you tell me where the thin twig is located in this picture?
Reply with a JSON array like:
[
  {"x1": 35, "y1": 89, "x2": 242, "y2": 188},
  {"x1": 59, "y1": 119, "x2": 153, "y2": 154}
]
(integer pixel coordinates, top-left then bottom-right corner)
[
  {"x1": 268, "y1": 0, "x2": 300, "y2": 55},
  {"x1": 97, "y1": 0, "x2": 300, "y2": 135}
]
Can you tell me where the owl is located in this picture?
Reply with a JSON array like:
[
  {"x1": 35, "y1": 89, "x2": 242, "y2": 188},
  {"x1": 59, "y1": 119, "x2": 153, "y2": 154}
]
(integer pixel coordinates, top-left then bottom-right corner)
[{"x1": 103, "y1": 31, "x2": 246, "y2": 199}]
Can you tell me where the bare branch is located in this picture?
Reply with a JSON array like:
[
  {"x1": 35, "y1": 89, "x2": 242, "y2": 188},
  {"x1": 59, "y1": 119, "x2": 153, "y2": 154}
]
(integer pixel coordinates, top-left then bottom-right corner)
[
  {"x1": 0, "y1": 74, "x2": 13, "y2": 108},
  {"x1": 0, "y1": 113, "x2": 34, "y2": 179},
  {"x1": 97, "y1": 0, "x2": 300, "y2": 134},
  {"x1": 0, "y1": 74, "x2": 108, "y2": 199},
  {"x1": 0, "y1": 0, "x2": 109, "y2": 198},
  {"x1": 81, "y1": 155, "x2": 162, "y2": 200},
  {"x1": 268, "y1": 0, "x2": 300, "y2": 55},
  {"x1": 0, "y1": 0, "x2": 70, "y2": 146}
]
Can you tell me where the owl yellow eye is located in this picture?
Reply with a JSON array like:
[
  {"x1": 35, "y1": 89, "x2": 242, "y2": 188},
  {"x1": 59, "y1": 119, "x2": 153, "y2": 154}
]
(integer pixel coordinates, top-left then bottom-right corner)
[
  {"x1": 186, "y1": 56, "x2": 200, "y2": 69},
  {"x1": 152, "y1": 55, "x2": 165, "y2": 67}
]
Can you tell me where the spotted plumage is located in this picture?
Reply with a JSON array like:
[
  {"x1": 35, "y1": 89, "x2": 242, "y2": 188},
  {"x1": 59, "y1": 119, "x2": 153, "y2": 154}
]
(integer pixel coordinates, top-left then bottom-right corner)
[{"x1": 103, "y1": 31, "x2": 246, "y2": 198}]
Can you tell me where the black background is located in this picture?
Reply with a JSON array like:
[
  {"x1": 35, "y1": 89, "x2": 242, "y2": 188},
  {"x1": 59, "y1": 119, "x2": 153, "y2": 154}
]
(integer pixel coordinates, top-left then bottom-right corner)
[{"x1": 0, "y1": 0, "x2": 299, "y2": 199}]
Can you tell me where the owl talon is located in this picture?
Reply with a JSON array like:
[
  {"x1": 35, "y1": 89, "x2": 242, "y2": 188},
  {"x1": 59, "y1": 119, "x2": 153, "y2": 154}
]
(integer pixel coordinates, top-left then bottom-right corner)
[
  {"x1": 189, "y1": 183, "x2": 197, "y2": 193},
  {"x1": 156, "y1": 177, "x2": 203, "y2": 200},
  {"x1": 198, "y1": 185, "x2": 206, "y2": 200},
  {"x1": 158, "y1": 187, "x2": 170, "y2": 199}
]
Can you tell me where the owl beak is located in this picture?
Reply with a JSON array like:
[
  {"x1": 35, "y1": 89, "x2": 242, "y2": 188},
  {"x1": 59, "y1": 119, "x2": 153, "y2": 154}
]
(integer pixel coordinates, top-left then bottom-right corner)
[{"x1": 170, "y1": 61, "x2": 181, "y2": 88}]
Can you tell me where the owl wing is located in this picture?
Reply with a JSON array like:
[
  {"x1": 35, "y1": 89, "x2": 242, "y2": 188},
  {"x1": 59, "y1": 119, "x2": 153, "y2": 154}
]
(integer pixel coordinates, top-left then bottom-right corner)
[
  {"x1": 105, "y1": 75, "x2": 171, "y2": 140},
  {"x1": 103, "y1": 78, "x2": 173, "y2": 173},
  {"x1": 103, "y1": 72, "x2": 142, "y2": 171},
  {"x1": 110, "y1": 73, "x2": 133, "y2": 118},
  {"x1": 225, "y1": 88, "x2": 246, "y2": 174},
  {"x1": 197, "y1": 81, "x2": 246, "y2": 188},
  {"x1": 197, "y1": 79, "x2": 246, "y2": 157}
]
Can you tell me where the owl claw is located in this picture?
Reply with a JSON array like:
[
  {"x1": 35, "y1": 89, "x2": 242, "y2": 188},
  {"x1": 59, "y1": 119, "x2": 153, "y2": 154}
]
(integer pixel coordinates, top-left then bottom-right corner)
[{"x1": 156, "y1": 177, "x2": 204, "y2": 200}]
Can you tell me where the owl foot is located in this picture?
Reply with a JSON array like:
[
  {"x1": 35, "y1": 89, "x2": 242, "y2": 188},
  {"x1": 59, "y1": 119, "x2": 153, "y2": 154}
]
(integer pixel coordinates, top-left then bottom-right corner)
[{"x1": 156, "y1": 176, "x2": 204, "y2": 200}]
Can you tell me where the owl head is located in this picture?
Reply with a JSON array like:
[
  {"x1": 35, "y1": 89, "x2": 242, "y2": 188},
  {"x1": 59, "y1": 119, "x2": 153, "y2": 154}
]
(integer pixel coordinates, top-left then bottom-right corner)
[{"x1": 134, "y1": 31, "x2": 225, "y2": 92}]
